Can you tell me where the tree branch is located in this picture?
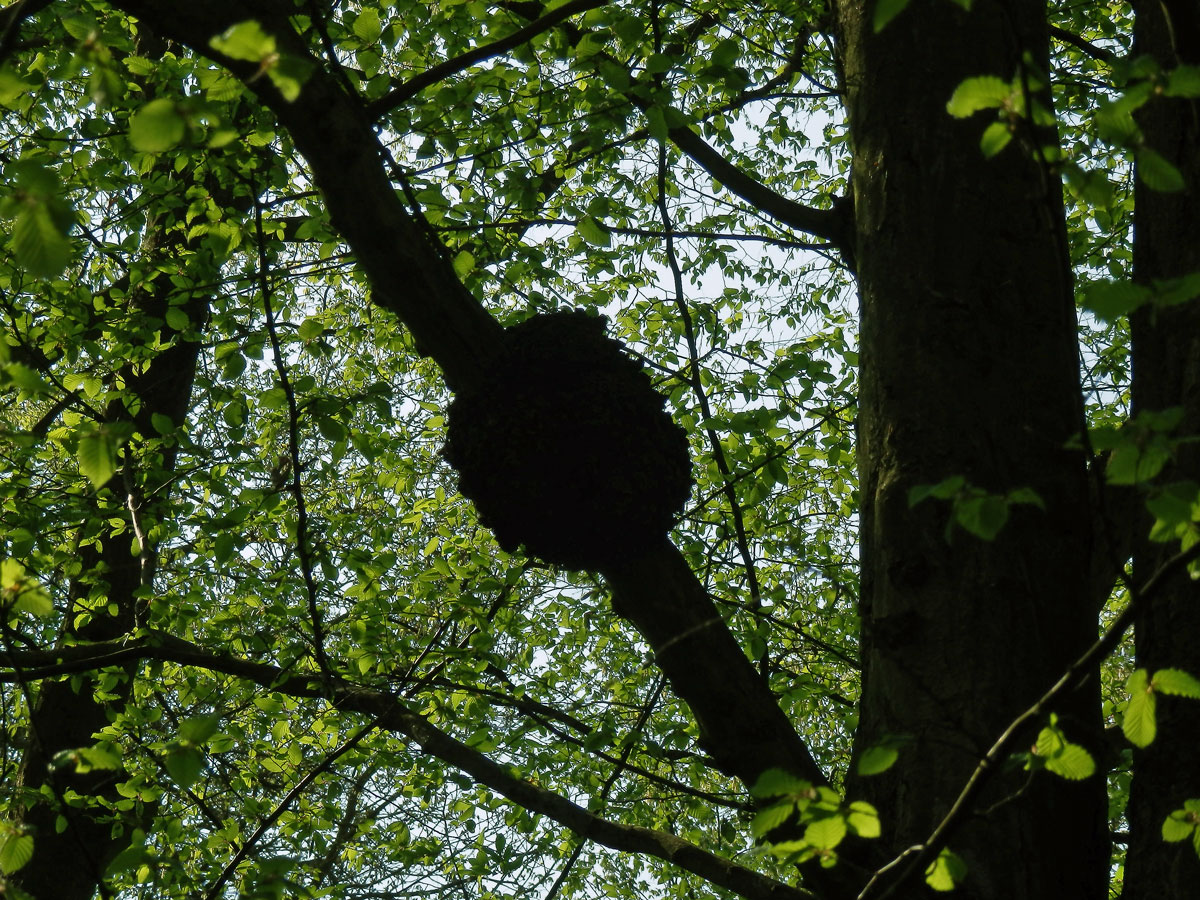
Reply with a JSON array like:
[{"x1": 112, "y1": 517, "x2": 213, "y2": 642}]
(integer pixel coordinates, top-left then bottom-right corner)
[
  {"x1": 366, "y1": 0, "x2": 611, "y2": 118},
  {"x1": 1, "y1": 633, "x2": 818, "y2": 900},
  {"x1": 857, "y1": 538, "x2": 1200, "y2": 900}
]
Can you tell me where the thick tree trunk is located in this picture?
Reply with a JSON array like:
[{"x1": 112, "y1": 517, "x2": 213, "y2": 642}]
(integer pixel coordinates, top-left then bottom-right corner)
[
  {"x1": 1124, "y1": 1, "x2": 1200, "y2": 895},
  {"x1": 835, "y1": 0, "x2": 1108, "y2": 896}
]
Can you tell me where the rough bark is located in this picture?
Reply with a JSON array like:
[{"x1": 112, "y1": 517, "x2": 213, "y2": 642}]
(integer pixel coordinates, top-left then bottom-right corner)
[
  {"x1": 1124, "y1": 0, "x2": 1200, "y2": 895},
  {"x1": 834, "y1": 0, "x2": 1108, "y2": 896}
]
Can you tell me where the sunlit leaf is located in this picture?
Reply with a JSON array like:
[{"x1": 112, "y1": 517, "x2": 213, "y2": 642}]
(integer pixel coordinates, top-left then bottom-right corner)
[
  {"x1": 1152, "y1": 668, "x2": 1200, "y2": 699},
  {"x1": 925, "y1": 848, "x2": 968, "y2": 891},
  {"x1": 946, "y1": 76, "x2": 1011, "y2": 117},
  {"x1": 1123, "y1": 669, "x2": 1157, "y2": 748},
  {"x1": 0, "y1": 832, "x2": 34, "y2": 874}
]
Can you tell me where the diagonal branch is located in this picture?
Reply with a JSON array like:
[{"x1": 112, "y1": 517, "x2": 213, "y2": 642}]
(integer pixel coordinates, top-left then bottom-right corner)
[
  {"x1": 1, "y1": 633, "x2": 819, "y2": 900},
  {"x1": 857, "y1": 538, "x2": 1200, "y2": 900},
  {"x1": 366, "y1": 0, "x2": 611, "y2": 118}
]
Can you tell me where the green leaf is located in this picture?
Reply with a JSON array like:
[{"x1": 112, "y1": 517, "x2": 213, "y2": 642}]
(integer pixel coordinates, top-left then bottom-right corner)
[
  {"x1": 1082, "y1": 280, "x2": 1152, "y2": 322},
  {"x1": 1107, "y1": 440, "x2": 1170, "y2": 486},
  {"x1": 76, "y1": 743, "x2": 123, "y2": 772},
  {"x1": 453, "y1": 249, "x2": 475, "y2": 277},
  {"x1": 577, "y1": 216, "x2": 611, "y2": 247},
  {"x1": 3, "y1": 362, "x2": 51, "y2": 395},
  {"x1": 857, "y1": 745, "x2": 899, "y2": 776},
  {"x1": 750, "y1": 799, "x2": 794, "y2": 838},
  {"x1": 10, "y1": 202, "x2": 72, "y2": 278},
  {"x1": 1043, "y1": 742, "x2": 1096, "y2": 780},
  {"x1": 180, "y1": 714, "x2": 222, "y2": 744},
  {"x1": 0, "y1": 559, "x2": 52, "y2": 617},
  {"x1": 209, "y1": 20, "x2": 276, "y2": 62},
  {"x1": 1152, "y1": 668, "x2": 1200, "y2": 699},
  {"x1": 908, "y1": 475, "x2": 965, "y2": 506},
  {"x1": 77, "y1": 423, "x2": 130, "y2": 489},
  {"x1": 354, "y1": 7, "x2": 382, "y2": 43},
  {"x1": 1162, "y1": 806, "x2": 1199, "y2": 842},
  {"x1": 1123, "y1": 669, "x2": 1157, "y2": 748},
  {"x1": 1138, "y1": 148, "x2": 1186, "y2": 192},
  {"x1": 946, "y1": 76, "x2": 1011, "y2": 117},
  {"x1": 846, "y1": 801, "x2": 882, "y2": 838},
  {"x1": 129, "y1": 99, "x2": 186, "y2": 152},
  {"x1": 955, "y1": 493, "x2": 1008, "y2": 540},
  {"x1": 750, "y1": 768, "x2": 812, "y2": 799},
  {"x1": 104, "y1": 832, "x2": 148, "y2": 877},
  {"x1": 0, "y1": 832, "x2": 34, "y2": 874},
  {"x1": 979, "y1": 121, "x2": 1012, "y2": 157},
  {"x1": 804, "y1": 814, "x2": 847, "y2": 850},
  {"x1": 1165, "y1": 64, "x2": 1200, "y2": 98},
  {"x1": 925, "y1": 848, "x2": 967, "y2": 891},
  {"x1": 873, "y1": 0, "x2": 911, "y2": 32},
  {"x1": 267, "y1": 55, "x2": 312, "y2": 102},
  {"x1": 151, "y1": 412, "x2": 176, "y2": 436},
  {"x1": 165, "y1": 745, "x2": 204, "y2": 789},
  {"x1": 165, "y1": 307, "x2": 189, "y2": 331},
  {"x1": 645, "y1": 105, "x2": 668, "y2": 144}
]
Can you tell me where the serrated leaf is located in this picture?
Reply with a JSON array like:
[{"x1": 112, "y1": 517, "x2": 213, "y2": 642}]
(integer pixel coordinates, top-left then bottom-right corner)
[
  {"x1": 0, "y1": 832, "x2": 34, "y2": 874},
  {"x1": 210, "y1": 20, "x2": 276, "y2": 62},
  {"x1": 1152, "y1": 668, "x2": 1200, "y2": 699},
  {"x1": 1123, "y1": 669, "x2": 1157, "y2": 748},
  {"x1": 129, "y1": 99, "x2": 185, "y2": 152},
  {"x1": 946, "y1": 76, "x2": 1011, "y2": 117},
  {"x1": 165, "y1": 745, "x2": 204, "y2": 789},
  {"x1": 11, "y1": 203, "x2": 72, "y2": 278},
  {"x1": 1138, "y1": 148, "x2": 1186, "y2": 192},
  {"x1": 354, "y1": 7, "x2": 382, "y2": 43},
  {"x1": 577, "y1": 216, "x2": 611, "y2": 247},
  {"x1": 980, "y1": 121, "x2": 1012, "y2": 157},
  {"x1": 873, "y1": 0, "x2": 910, "y2": 31},
  {"x1": 76, "y1": 743, "x2": 122, "y2": 771},
  {"x1": 1044, "y1": 743, "x2": 1096, "y2": 780},
  {"x1": 858, "y1": 745, "x2": 899, "y2": 776},
  {"x1": 804, "y1": 814, "x2": 847, "y2": 849}
]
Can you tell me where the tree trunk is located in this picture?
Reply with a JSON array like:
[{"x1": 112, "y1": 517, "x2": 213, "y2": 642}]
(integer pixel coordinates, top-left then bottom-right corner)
[
  {"x1": 1124, "y1": 1, "x2": 1200, "y2": 895},
  {"x1": 834, "y1": 0, "x2": 1108, "y2": 896}
]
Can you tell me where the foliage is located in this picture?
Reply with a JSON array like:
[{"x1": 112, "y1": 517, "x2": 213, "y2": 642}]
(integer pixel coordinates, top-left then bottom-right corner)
[{"x1": 0, "y1": 1, "x2": 1196, "y2": 899}]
